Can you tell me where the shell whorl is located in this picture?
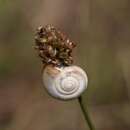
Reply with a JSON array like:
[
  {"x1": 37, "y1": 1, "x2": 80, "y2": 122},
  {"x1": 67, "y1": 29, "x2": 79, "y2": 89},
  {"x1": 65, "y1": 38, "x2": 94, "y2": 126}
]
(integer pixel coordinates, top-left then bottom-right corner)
[{"x1": 43, "y1": 65, "x2": 88, "y2": 100}]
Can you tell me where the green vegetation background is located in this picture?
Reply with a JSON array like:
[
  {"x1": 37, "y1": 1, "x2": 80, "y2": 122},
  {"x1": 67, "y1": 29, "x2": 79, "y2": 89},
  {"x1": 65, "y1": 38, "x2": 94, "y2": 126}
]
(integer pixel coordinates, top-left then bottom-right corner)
[{"x1": 0, "y1": 0, "x2": 130, "y2": 130}]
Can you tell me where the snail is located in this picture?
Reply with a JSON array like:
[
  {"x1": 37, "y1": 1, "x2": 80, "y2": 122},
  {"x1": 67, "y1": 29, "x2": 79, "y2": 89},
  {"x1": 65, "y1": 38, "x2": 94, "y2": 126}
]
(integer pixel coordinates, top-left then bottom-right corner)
[
  {"x1": 34, "y1": 25, "x2": 88, "y2": 100},
  {"x1": 43, "y1": 65, "x2": 88, "y2": 100}
]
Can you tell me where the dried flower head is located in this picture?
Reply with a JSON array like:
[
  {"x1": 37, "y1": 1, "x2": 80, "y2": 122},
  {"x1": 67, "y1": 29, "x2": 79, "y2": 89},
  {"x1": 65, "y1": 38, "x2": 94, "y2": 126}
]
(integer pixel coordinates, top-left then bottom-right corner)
[{"x1": 34, "y1": 25, "x2": 76, "y2": 66}]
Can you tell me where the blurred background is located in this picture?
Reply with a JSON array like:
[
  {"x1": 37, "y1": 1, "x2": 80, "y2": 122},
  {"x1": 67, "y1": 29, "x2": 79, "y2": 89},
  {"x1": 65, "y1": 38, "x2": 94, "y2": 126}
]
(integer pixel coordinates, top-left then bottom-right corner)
[{"x1": 0, "y1": 0, "x2": 130, "y2": 130}]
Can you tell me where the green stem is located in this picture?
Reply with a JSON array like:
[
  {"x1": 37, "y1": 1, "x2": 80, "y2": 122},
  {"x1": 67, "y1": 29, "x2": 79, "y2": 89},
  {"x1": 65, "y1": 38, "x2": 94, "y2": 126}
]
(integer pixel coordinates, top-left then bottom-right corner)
[{"x1": 78, "y1": 96, "x2": 95, "y2": 130}]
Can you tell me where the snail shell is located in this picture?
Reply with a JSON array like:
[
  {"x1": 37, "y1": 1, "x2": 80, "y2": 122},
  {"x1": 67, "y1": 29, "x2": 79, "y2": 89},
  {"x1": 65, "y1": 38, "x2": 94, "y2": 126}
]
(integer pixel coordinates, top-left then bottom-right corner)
[{"x1": 42, "y1": 65, "x2": 88, "y2": 100}]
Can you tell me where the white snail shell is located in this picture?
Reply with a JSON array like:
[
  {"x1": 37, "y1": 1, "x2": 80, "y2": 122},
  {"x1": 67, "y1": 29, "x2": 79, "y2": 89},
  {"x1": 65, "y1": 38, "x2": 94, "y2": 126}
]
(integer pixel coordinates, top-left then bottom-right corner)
[{"x1": 42, "y1": 65, "x2": 88, "y2": 100}]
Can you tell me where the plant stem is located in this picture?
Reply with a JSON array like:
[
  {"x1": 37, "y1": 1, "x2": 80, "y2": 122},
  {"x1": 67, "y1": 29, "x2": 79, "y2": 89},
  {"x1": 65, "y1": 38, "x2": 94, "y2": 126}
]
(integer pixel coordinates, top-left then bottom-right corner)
[{"x1": 78, "y1": 96, "x2": 95, "y2": 130}]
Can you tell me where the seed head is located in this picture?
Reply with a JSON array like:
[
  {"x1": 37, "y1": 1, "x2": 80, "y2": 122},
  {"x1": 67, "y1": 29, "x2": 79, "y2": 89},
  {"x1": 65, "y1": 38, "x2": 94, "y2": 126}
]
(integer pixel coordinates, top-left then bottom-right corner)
[{"x1": 34, "y1": 25, "x2": 76, "y2": 66}]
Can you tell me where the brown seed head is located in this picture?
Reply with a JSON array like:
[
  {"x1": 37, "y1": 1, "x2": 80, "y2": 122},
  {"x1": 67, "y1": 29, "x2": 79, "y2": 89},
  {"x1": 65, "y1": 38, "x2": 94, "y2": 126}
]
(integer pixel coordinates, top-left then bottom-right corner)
[{"x1": 34, "y1": 25, "x2": 76, "y2": 66}]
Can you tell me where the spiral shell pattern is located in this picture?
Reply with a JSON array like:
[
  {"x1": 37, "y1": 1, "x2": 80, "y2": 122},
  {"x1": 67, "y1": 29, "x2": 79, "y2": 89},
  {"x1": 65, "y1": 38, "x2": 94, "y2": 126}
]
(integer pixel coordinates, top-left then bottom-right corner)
[{"x1": 42, "y1": 65, "x2": 88, "y2": 100}]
